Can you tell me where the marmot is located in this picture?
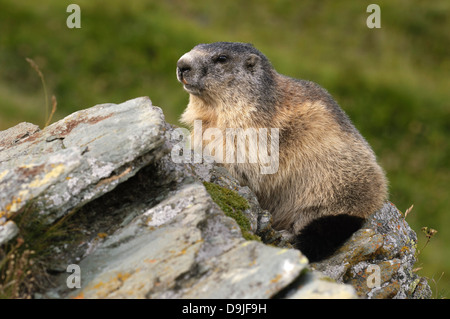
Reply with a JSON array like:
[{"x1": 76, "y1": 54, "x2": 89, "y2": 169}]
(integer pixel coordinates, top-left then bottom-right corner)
[{"x1": 177, "y1": 42, "x2": 388, "y2": 261}]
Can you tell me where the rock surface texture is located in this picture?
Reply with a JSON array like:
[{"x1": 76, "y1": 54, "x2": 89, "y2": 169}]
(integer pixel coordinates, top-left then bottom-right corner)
[{"x1": 0, "y1": 97, "x2": 431, "y2": 299}]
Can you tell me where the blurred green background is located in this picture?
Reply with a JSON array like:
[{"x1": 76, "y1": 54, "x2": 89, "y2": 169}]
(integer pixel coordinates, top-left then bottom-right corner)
[{"x1": 0, "y1": 0, "x2": 448, "y2": 297}]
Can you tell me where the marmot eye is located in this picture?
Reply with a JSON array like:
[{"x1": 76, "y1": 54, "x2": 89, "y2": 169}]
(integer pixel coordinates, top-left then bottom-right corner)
[{"x1": 215, "y1": 55, "x2": 228, "y2": 63}]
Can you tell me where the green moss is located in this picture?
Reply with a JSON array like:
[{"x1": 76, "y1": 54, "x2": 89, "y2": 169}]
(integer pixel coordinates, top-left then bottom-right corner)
[
  {"x1": 203, "y1": 182, "x2": 260, "y2": 242},
  {"x1": 319, "y1": 275, "x2": 337, "y2": 283}
]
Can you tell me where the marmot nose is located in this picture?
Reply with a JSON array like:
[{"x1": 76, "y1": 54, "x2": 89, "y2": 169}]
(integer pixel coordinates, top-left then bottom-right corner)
[{"x1": 177, "y1": 60, "x2": 192, "y2": 78}]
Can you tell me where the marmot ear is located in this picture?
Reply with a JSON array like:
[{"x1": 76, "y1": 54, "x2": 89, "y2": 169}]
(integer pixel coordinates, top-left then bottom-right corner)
[{"x1": 245, "y1": 54, "x2": 260, "y2": 70}]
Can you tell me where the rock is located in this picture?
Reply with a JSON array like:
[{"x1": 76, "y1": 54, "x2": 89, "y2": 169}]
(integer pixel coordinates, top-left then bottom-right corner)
[
  {"x1": 0, "y1": 220, "x2": 19, "y2": 246},
  {"x1": 0, "y1": 122, "x2": 40, "y2": 150},
  {"x1": 279, "y1": 270, "x2": 358, "y2": 299},
  {"x1": 0, "y1": 97, "x2": 166, "y2": 224},
  {"x1": 311, "y1": 202, "x2": 432, "y2": 299},
  {"x1": 0, "y1": 97, "x2": 429, "y2": 299},
  {"x1": 52, "y1": 183, "x2": 308, "y2": 299}
]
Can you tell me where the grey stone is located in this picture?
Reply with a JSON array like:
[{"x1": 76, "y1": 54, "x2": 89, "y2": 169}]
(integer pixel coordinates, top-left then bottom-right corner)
[
  {"x1": 282, "y1": 271, "x2": 358, "y2": 299},
  {"x1": 0, "y1": 97, "x2": 166, "y2": 224},
  {"x1": 50, "y1": 182, "x2": 309, "y2": 299},
  {"x1": 0, "y1": 122, "x2": 40, "y2": 149},
  {"x1": 0, "y1": 220, "x2": 19, "y2": 246}
]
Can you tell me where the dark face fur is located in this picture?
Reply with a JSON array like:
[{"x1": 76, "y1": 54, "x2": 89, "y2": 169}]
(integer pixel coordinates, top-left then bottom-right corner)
[{"x1": 177, "y1": 42, "x2": 276, "y2": 107}]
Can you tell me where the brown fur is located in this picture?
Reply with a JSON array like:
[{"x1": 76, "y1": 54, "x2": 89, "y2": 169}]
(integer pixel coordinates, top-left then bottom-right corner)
[{"x1": 177, "y1": 42, "x2": 388, "y2": 237}]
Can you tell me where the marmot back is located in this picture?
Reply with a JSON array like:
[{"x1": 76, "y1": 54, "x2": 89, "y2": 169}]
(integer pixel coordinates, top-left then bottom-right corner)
[{"x1": 177, "y1": 42, "x2": 388, "y2": 261}]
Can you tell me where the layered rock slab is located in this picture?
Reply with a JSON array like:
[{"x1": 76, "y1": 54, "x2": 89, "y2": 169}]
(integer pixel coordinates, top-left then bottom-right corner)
[
  {"x1": 53, "y1": 183, "x2": 308, "y2": 299},
  {"x1": 0, "y1": 97, "x2": 166, "y2": 229}
]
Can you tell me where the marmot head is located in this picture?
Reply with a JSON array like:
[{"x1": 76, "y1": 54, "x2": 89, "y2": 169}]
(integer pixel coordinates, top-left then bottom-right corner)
[{"x1": 177, "y1": 42, "x2": 277, "y2": 109}]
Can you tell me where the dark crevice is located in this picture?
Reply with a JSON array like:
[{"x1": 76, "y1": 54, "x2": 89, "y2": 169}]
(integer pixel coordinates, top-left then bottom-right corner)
[{"x1": 294, "y1": 215, "x2": 366, "y2": 263}]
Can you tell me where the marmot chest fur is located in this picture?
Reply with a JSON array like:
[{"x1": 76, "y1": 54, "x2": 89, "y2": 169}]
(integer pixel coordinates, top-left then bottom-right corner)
[{"x1": 177, "y1": 42, "x2": 388, "y2": 261}]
